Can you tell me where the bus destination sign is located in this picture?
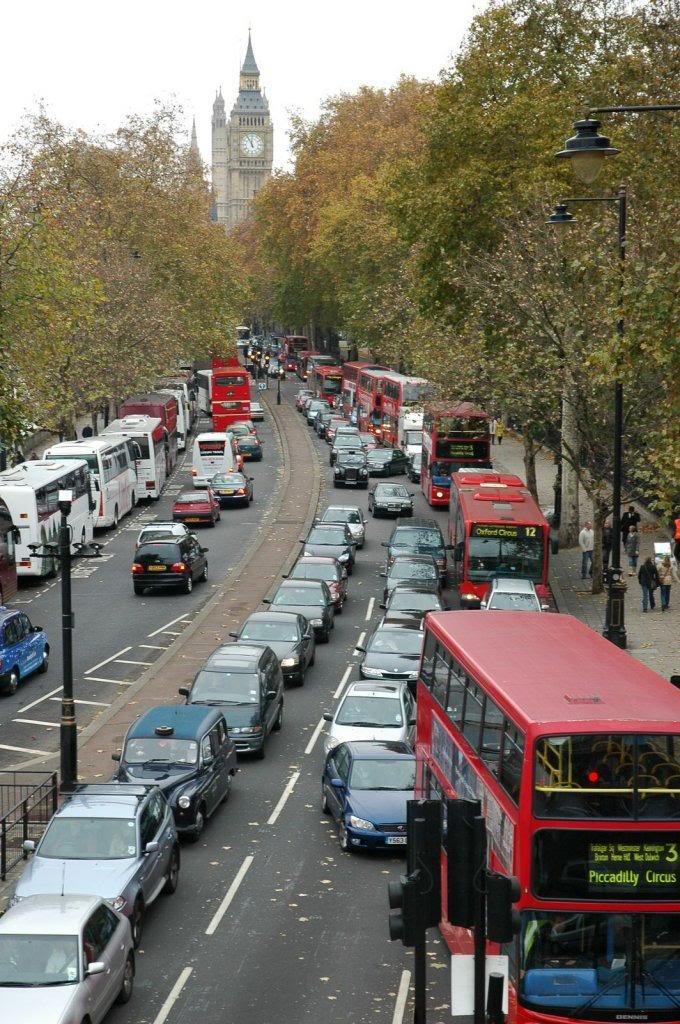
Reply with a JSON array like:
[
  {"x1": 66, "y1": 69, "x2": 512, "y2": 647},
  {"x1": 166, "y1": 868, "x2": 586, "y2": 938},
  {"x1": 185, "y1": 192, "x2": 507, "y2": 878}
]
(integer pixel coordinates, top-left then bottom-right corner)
[
  {"x1": 435, "y1": 440, "x2": 488, "y2": 460},
  {"x1": 534, "y1": 830, "x2": 680, "y2": 901},
  {"x1": 471, "y1": 523, "x2": 539, "y2": 541}
]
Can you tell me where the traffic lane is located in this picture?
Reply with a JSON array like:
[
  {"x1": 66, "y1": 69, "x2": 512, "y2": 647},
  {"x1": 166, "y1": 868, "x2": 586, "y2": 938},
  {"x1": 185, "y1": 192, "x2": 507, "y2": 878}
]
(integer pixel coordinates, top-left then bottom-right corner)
[{"x1": 0, "y1": 416, "x2": 281, "y2": 766}]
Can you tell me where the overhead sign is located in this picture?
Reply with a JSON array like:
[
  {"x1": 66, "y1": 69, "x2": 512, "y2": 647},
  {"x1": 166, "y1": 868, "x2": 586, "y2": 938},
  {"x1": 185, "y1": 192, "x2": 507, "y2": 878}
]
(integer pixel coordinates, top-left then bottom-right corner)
[{"x1": 471, "y1": 523, "x2": 539, "y2": 541}]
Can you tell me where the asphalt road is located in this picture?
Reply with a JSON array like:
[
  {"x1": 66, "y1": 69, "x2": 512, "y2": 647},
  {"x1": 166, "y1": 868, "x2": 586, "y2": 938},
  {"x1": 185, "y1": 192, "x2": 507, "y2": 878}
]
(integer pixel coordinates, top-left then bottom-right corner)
[
  {"x1": 0, "y1": 410, "x2": 281, "y2": 770},
  {"x1": 100, "y1": 377, "x2": 457, "y2": 1024}
]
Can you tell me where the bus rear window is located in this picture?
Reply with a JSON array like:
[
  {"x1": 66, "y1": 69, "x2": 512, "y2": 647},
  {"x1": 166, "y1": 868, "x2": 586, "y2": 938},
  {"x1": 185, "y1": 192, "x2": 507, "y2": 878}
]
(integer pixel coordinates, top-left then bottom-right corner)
[
  {"x1": 214, "y1": 375, "x2": 247, "y2": 388},
  {"x1": 534, "y1": 734, "x2": 680, "y2": 820},
  {"x1": 198, "y1": 441, "x2": 226, "y2": 455}
]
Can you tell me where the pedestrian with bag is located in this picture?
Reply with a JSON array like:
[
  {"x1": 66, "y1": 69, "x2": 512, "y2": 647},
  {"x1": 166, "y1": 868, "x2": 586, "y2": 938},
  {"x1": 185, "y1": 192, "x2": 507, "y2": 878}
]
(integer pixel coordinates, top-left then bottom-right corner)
[
  {"x1": 578, "y1": 521, "x2": 594, "y2": 579},
  {"x1": 621, "y1": 505, "x2": 641, "y2": 549},
  {"x1": 496, "y1": 421, "x2": 505, "y2": 446},
  {"x1": 638, "y1": 556, "x2": 660, "y2": 612},
  {"x1": 657, "y1": 554, "x2": 678, "y2": 612},
  {"x1": 625, "y1": 526, "x2": 640, "y2": 575}
]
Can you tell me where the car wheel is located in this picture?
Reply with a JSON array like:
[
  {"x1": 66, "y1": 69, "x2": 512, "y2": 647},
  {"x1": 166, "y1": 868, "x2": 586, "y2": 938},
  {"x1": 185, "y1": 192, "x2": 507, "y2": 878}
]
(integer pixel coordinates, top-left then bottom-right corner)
[
  {"x1": 254, "y1": 740, "x2": 266, "y2": 760},
  {"x1": 309, "y1": 650, "x2": 315, "y2": 667},
  {"x1": 320, "y1": 629, "x2": 330, "y2": 644},
  {"x1": 133, "y1": 585, "x2": 145, "y2": 596},
  {"x1": 188, "y1": 806, "x2": 205, "y2": 843},
  {"x1": 201, "y1": 563, "x2": 208, "y2": 582},
  {"x1": 38, "y1": 645, "x2": 49, "y2": 673},
  {"x1": 5, "y1": 669, "x2": 19, "y2": 696},
  {"x1": 321, "y1": 786, "x2": 330, "y2": 814},
  {"x1": 115, "y1": 953, "x2": 135, "y2": 1005},
  {"x1": 220, "y1": 776, "x2": 232, "y2": 804},
  {"x1": 273, "y1": 702, "x2": 283, "y2": 731},
  {"x1": 131, "y1": 898, "x2": 145, "y2": 948},
  {"x1": 335, "y1": 600, "x2": 343, "y2": 615},
  {"x1": 163, "y1": 846, "x2": 180, "y2": 893},
  {"x1": 185, "y1": 575, "x2": 193, "y2": 594},
  {"x1": 112, "y1": 505, "x2": 119, "y2": 529},
  {"x1": 339, "y1": 822, "x2": 351, "y2": 852}
]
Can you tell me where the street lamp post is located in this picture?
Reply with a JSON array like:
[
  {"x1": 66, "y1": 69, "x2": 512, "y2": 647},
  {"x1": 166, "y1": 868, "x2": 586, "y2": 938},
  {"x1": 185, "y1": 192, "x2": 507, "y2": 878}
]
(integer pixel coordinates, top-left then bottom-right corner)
[
  {"x1": 277, "y1": 367, "x2": 284, "y2": 405},
  {"x1": 29, "y1": 491, "x2": 101, "y2": 792}
]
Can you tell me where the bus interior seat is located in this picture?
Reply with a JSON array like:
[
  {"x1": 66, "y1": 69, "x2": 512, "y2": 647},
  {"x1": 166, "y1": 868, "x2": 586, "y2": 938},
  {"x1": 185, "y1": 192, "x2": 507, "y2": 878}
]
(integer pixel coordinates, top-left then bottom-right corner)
[{"x1": 523, "y1": 968, "x2": 598, "y2": 1003}]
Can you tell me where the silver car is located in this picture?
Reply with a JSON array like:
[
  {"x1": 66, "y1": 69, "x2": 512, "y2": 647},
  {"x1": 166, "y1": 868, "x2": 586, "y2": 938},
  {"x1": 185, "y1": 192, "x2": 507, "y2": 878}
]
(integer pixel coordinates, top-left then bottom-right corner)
[
  {"x1": 322, "y1": 680, "x2": 414, "y2": 754},
  {"x1": 14, "y1": 784, "x2": 180, "y2": 949},
  {"x1": 481, "y1": 577, "x2": 549, "y2": 612},
  {"x1": 0, "y1": 893, "x2": 134, "y2": 1023},
  {"x1": 318, "y1": 505, "x2": 366, "y2": 548}
]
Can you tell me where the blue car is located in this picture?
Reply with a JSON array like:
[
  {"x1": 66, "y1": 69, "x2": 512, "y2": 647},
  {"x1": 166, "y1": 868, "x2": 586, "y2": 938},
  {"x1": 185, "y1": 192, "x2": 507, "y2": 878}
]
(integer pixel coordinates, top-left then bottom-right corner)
[
  {"x1": 0, "y1": 608, "x2": 49, "y2": 695},
  {"x1": 321, "y1": 741, "x2": 415, "y2": 852}
]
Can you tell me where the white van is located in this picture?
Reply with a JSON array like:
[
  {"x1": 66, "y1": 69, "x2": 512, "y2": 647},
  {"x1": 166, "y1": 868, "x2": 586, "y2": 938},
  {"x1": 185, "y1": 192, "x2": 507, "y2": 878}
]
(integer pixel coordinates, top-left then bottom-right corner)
[{"x1": 192, "y1": 433, "x2": 235, "y2": 487}]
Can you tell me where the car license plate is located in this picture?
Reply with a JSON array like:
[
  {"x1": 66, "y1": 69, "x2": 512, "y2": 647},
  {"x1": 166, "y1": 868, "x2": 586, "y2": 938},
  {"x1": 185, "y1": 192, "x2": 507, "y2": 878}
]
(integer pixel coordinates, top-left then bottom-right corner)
[
  {"x1": 148, "y1": 565, "x2": 166, "y2": 572},
  {"x1": 185, "y1": 517, "x2": 202, "y2": 522},
  {"x1": 388, "y1": 504, "x2": 400, "y2": 510},
  {"x1": 386, "y1": 836, "x2": 407, "y2": 845},
  {"x1": 219, "y1": 489, "x2": 234, "y2": 495}
]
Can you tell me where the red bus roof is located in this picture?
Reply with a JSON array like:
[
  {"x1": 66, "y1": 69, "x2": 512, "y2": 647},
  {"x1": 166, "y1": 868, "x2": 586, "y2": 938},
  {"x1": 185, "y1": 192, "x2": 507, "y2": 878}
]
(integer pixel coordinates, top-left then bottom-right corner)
[
  {"x1": 342, "y1": 361, "x2": 386, "y2": 374},
  {"x1": 314, "y1": 365, "x2": 343, "y2": 377},
  {"x1": 382, "y1": 371, "x2": 428, "y2": 386},
  {"x1": 454, "y1": 473, "x2": 547, "y2": 528},
  {"x1": 425, "y1": 611, "x2": 679, "y2": 731},
  {"x1": 426, "y1": 401, "x2": 488, "y2": 419}
]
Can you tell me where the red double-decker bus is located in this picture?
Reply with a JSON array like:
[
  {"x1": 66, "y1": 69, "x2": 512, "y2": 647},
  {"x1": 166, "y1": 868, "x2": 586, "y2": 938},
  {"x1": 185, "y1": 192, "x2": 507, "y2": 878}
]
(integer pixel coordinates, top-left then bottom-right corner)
[
  {"x1": 379, "y1": 372, "x2": 429, "y2": 446},
  {"x1": 356, "y1": 368, "x2": 387, "y2": 436},
  {"x1": 421, "y1": 402, "x2": 490, "y2": 507},
  {"x1": 309, "y1": 364, "x2": 343, "y2": 408},
  {"x1": 0, "y1": 496, "x2": 18, "y2": 605},
  {"x1": 340, "y1": 362, "x2": 386, "y2": 417},
  {"x1": 210, "y1": 357, "x2": 251, "y2": 430},
  {"x1": 415, "y1": 611, "x2": 680, "y2": 1024},
  {"x1": 447, "y1": 469, "x2": 551, "y2": 607}
]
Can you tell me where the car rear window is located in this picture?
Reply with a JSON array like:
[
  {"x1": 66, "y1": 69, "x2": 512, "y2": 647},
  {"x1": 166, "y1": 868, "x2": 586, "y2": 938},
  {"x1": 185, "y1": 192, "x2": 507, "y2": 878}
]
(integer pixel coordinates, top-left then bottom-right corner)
[{"x1": 136, "y1": 544, "x2": 180, "y2": 562}]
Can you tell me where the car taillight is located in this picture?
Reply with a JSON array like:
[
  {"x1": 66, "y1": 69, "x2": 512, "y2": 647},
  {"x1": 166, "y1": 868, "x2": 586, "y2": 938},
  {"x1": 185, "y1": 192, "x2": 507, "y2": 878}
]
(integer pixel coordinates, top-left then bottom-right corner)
[
  {"x1": 171, "y1": 562, "x2": 188, "y2": 573},
  {"x1": 191, "y1": 469, "x2": 197, "y2": 476},
  {"x1": 145, "y1": 481, "x2": 155, "y2": 489},
  {"x1": 19, "y1": 558, "x2": 32, "y2": 567},
  {"x1": 235, "y1": 488, "x2": 246, "y2": 495},
  {"x1": 131, "y1": 563, "x2": 143, "y2": 574}
]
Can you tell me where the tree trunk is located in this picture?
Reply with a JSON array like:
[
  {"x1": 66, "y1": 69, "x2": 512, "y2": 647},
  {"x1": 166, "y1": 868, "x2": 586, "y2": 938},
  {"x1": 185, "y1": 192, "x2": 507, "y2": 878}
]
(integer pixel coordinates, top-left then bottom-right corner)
[
  {"x1": 591, "y1": 495, "x2": 607, "y2": 595},
  {"x1": 559, "y1": 388, "x2": 580, "y2": 548},
  {"x1": 522, "y1": 430, "x2": 539, "y2": 502},
  {"x1": 91, "y1": 410, "x2": 98, "y2": 436}
]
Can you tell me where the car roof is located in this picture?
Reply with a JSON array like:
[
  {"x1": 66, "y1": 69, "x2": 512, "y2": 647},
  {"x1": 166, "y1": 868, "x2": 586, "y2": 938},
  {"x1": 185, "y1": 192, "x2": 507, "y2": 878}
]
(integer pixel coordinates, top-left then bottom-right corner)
[
  {"x1": 0, "y1": 606, "x2": 21, "y2": 626},
  {"x1": 0, "y1": 894, "x2": 104, "y2": 935},
  {"x1": 345, "y1": 740, "x2": 414, "y2": 759},
  {"x1": 345, "y1": 681, "x2": 404, "y2": 697},
  {"x1": 243, "y1": 610, "x2": 300, "y2": 624},
  {"x1": 393, "y1": 518, "x2": 441, "y2": 531},
  {"x1": 58, "y1": 784, "x2": 153, "y2": 819},
  {"x1": 490, "y1": 577, "x2": 538, "y2": 594},
  {"x1": 389, "y1": 583, "x2": 441, "y2": 595},
  {"x1": 206, "y1": 643, "x2": 267, "y2": 666},
  {"x1": 295, "y1": 555, "x2": 339, "y2": 565},
  {"x1": 127, "y1": 704, "x2": 224, "y2": 741},
  {"x1": 391, "y1": 553, "x2": 438, "y2": 565},
  {"x1": 323, "y1": 506, "x2": 362, "y2": 515},
  {"x1": 278, "y1": 578, "x2": 324, "y2": 588},
  {"x1": 375, "y1": 481, "x2": 408, "y2": 490},
  {"x1": 177, "y1": 492, "x2": 208, "y2": 500},
  {"x1": 141, "y1": 521, "x2": 185, "y2": 531},
  {"x1": 371, "y1": 620, "x2": 424, "y2": 635}
]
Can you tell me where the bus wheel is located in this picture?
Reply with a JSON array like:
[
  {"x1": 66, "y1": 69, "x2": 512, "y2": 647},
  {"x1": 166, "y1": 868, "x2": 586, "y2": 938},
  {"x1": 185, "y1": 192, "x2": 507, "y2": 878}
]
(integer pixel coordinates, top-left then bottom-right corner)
[{"x1": 112, "y1": 506, "x2": 119, "y2": 529}]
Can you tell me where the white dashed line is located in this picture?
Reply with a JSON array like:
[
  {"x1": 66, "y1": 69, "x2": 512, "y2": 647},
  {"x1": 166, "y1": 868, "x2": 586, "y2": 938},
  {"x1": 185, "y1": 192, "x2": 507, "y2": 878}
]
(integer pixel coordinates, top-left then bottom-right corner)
[
  {"x1": 147, "y1": 613, "x2": 193, "y2": 638},
  {"x1": 50, "y1": 697, "x2": 111, "y2": 707},
  {"x1": 85, "y1": 676, "x2": 133, "y2": 686},
  {"x1": 391, "y1": 969, "x2": 411, "y2": 1024},
  {"x1": 139, "y1": 644, "x2": 170, "y2": 651},
  {"x1": 115, "y1": 659, "x2": 153, "y2": 667},
  {"x1": 18, "y1": 686, "x2": 63, "y2": 714},
  {"x1": 85, "y1": 647, "x2": 132, "y2": 675},
  {"x1": 0, "y1": 742, "x2": 52, "y2": 756},
  {"x1": 365, "y1": 596, "x2": 375, "y2": 621},
  {"x1": 205, "y1": 856, "x2": 254, "y2": 936},
  {"x1": 267, "y1": 771, "x2": 301, "y2": 825},
  {"x1": 334, "y1": 665, "x2": 352, "y2": 699},
  {"x1": 152, "y1": 966, "x2": 193, "y2": 1024},
  {"x1": 12, "y1": 718, "x2": 58, "y2": 728},
  {"x1": 304, "y1": 718, "x2": 325, "y2": 755},
  {"x1": 353, "y1": 630, "x2": 366, "y2": 654}
]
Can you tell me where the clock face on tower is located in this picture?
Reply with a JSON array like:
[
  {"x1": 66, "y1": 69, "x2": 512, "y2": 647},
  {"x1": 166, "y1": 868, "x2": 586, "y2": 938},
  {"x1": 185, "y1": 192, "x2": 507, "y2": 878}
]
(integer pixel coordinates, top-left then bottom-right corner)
[{"x1": 241, "y1": 133, "x2": 264, "y2": 156}]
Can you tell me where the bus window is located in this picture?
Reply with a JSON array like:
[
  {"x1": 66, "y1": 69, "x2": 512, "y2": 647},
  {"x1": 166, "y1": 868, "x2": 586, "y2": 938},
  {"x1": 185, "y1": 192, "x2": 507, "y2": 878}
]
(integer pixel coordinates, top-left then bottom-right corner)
[
  {"x1": 432, "y1": 649, "x2": 450, "y2": 706},
  {"x1": 480, "y1": 697, "x2": 504, "y2": 768},
  {"x1": 499, "y1": 724, "x2": 524, "y2": 803},
  {"x1": 462, "y1": 681, "x2": 484, "y2": 751},
  {"x1": 467, "y1": 529, "x2": 544, "y2": 583}
]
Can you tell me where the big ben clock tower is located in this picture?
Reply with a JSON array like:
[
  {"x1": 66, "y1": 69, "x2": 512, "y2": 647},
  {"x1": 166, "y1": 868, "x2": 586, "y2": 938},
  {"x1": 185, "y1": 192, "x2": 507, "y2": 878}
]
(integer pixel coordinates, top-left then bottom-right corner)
[{"x1": 211, "y1": 32, "x2": 274, "y2": 230}]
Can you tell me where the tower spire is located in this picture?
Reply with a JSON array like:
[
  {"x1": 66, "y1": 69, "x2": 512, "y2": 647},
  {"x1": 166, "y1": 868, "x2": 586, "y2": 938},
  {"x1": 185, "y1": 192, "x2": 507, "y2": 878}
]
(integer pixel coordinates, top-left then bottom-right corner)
[
  {"x1": 241, "y1": 29, "x2": 259, "y2": 75},
  {"x1": 190, "y1": 117, "x2": 199, "y2": 154}
]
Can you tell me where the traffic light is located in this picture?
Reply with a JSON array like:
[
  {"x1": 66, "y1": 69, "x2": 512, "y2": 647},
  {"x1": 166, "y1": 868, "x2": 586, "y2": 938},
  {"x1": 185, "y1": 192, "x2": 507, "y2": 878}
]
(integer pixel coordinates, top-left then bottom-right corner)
[
  {"x1": 388, "y1": 872, "x2": 420, "y2": 947},
  {"x1": 486, "y1": 871, "x2": 521, "y2": 943},
  {"x1": 444, "y1": 798, "x2": 480, "y2": 927},
  {"x1": 408, "y1": 799, "x2": 442, "y2": 929}
]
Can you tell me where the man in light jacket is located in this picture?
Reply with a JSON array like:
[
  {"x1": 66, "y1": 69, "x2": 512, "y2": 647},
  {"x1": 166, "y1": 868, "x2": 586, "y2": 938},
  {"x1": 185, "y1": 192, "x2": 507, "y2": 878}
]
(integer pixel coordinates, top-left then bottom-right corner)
[{"x1": 579, "y1": 522, "x2": 594, "y2": 579}]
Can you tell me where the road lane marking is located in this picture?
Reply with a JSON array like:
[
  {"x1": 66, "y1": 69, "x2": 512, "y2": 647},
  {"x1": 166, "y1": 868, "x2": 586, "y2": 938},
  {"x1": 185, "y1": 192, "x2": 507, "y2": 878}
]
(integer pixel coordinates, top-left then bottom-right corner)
[
  {"x1": 334, "y1": 665, "x2": 352, "y2": 699},
  {"x1": 161, "y1": 630, "x2": 182, "y2": 636},
  {"x1": 50, "y1": 697, "x2": 111, "y2": 707},
  {"x1": 139, "y1": 644, "x2": 170, "y2": 650},
  {"x1": 267, "y1": 770, "x2": 301, "y2": 825},
  {"x1": 18, "y1": 686, "x2": 63, "y2": 714},
  {"x1": 0, "y1": 742, "x2": 52, "y2": 756},
  {"x1": 147, "y1": 613, "x2": 193, "y2": 638},
  {"x1": 353, "y1": 630, "x2": 366, "y2": 654},
  {"x1": 205, "y1": 855, "x2": 254, "y2": 936},
  {"x1": 86, "y1": 676, "x2": 133, "y2": 686},
  {"x1": 12, "y1": 718, "x2": 58, "y2": 728},
  {"x1": 391, "y1": 970, "x2": 411, "y2": 1024},
  {"x1": 304, "y1": 718, "x2": 325, "y2": 755},
  {"x1": 115, "y1": 659, "x2": 153, "y2": 666},
  {"x1": 85, "y1": 647, "x2": 132, "y2": 675},
  {"x1": 365, "y1": 596, "x2": 375, "y2": 621},
  {"x1": 152, "y1": 966, "x2": 193, "y2": 1024}
]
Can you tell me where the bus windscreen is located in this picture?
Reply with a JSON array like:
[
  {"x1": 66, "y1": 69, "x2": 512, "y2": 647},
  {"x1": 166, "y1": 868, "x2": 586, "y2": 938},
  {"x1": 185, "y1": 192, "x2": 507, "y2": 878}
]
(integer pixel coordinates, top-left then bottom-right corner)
[{"x1": 467, "y1": 524, "x2": 543, "y2": 582}]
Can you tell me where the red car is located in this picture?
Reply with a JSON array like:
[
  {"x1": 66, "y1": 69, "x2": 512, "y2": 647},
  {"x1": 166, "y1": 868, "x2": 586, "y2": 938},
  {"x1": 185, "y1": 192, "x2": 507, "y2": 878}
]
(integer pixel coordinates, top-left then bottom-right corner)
[
  {"x1": 172, "y1": 488, "x2": 221, "y2": 526},
  {"x1": 295, "y1": 389, "x2": 314, "y2": 411},
  {"x1": 285, "y1": 555, "x2": 348, "y2": 612}
]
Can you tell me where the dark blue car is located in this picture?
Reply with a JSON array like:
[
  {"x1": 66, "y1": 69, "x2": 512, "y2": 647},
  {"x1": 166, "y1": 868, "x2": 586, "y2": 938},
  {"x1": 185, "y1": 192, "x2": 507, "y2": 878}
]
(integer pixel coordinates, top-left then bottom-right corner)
[
  {"x1": 0, "y1": 608, "x2": 49, "y2": 695},
  {"x1": 321, "y1": 741, "x2": 415, "y2": 852}
]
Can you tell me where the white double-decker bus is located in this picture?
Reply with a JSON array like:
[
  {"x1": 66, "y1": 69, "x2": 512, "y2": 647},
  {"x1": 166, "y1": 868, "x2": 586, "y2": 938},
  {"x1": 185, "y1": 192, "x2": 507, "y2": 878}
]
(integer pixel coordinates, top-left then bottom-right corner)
[
  {"x1": 43, "y1": 437, "x2": 137, "y2": 528},
  {"x1": 0, "y1": 460, "x2": 94, "y2": 577},
  {"x1": 102, "y1": 416, "x2": 167, "y2": 500}
]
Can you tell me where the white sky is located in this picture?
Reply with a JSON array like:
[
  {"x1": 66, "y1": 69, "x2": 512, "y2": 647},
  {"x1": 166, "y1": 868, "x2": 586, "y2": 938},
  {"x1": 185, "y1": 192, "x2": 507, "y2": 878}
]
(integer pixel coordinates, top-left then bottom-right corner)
[{"x1": 0, "y1": 0, "x2": 481, "y2": 170}]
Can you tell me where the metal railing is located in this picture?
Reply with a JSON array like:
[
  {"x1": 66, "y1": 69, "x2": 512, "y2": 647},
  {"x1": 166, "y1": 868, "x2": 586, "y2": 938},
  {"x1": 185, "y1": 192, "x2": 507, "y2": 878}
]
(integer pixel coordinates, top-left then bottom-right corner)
[{"x1": 0, "y1": 771, "x2": 58, "y2": 880}]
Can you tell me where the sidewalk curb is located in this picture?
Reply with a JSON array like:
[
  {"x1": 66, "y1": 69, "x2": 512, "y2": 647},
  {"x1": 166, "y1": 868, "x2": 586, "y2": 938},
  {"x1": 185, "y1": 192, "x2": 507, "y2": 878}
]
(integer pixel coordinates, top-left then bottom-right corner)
[{"x1": 9, "y1": 392, "x2": 321, "y2": 774}]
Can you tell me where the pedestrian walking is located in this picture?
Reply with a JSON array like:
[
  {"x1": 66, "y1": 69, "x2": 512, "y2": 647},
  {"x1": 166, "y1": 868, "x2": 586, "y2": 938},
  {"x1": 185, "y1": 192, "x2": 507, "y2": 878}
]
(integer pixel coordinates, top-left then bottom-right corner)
[
  {"x1": 621, "y1": 505, "x2": 641, "y2": 548},
  {"x1": 579, "y1": 521, "x2": 594, "y2": 579},
  {"x1": 673, "y1": 510, "x2": 680, "y2": 563},
  {"x1": 496, "y1": 421, "x2": 505, "y2": 446},
  {"x1": 489, "y1": 418, "x2": 497, "y2": 445},
  {"x1": 625, "y1": 526, "x2": 640, "y2": 574},
  {"x1": 657, "y1": 554, "x2": 678, "y2": 612},
  {"x1": 602, "y1": 519, "x2": 613, "y2": 571},
  {"x1": 638, "y1": 556, "x2": 660, "y2": 612}
]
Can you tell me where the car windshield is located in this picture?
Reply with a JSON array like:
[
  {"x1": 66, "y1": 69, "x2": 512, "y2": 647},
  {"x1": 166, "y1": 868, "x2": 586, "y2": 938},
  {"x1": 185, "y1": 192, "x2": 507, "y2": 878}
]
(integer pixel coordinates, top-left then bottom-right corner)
[
  {"x1": 411, "y1": 453, "x2": 422, "y2": 468},
  {"x1": 213, "y1": 475, "x2": 244, "y2": 485},
  {"x1": 519, "y1": 911, "x2": 680, "y2": 1016},
  {"x1": 123, "y1": 737, "x2": 198, "y2": 764},
  {"x1": 336, "y1": 695, "x2": 403, "y2": 727},
  {"x1": 377, "y1": 485, "x2": 409, "y2": 498},
  {"x1": 0, "y1": 934, "x2": 79, "y2": 986},
  {"x1": 291, "y1": 563, "x2": 338, "y2": 582},
  {"x1": 136, "y1": 544, "x2": 180, "y2": 563},
  {"x1": 389, "y1": 591, "x2": 440, "y2": 611},
  {"x1": 368, "y1": 630, "x2": 423, "y2": 655},
  {"x1": 334, "y1": 436, "x2": 360, "y2": 447},
  {"x1": 273, "y1": 586, "x2": 323, "y2": 607},
  {"x1": 337, "y1": 454, "x2": 365, "y2": 466},
  {"x1": 192, "y1": 669, "x2": 260, "y2": 704},
  {"x1": 392, "y1": 529, "x2": 443, "y2": 551},
  {"x1": 39, "y1": 818, "x2": 137, "y2": 860},
  {"x1": 488, "y1": 592, "x2": 539, "y2": 611},
  {"x1": 307, "y1": 528, "x2": 346, "y2": 545},
  {"x1": 467, "y1": 533, "x2": 544, "y2": 582},
  {"x1": 241, "y1": 621, "x2": 299, "y2": 642},
  {"x1": 322, "y1": 509, "x2": 359, "y2": 525},
  {"x1": 368, "y1": 450, "x2": 391, "y2": 462},
  {"x1": 359, "y1": 434, "x2": 375, "y2": 444},
  {"x1": 390, "y1": 561, "x2": 436, "y2": 580},
  {"x1": 139, "y1": 529, "x2": 178, "y2": 543},
  {"x1": 349, "y1": 759, "x2": 416, "y2": 791},
  {"x1": 176, "y1": 494, "x2": 204, "y2": 504},
  {"x1": 403, "y1": 430, "x2": 423, "y2": 446}
]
